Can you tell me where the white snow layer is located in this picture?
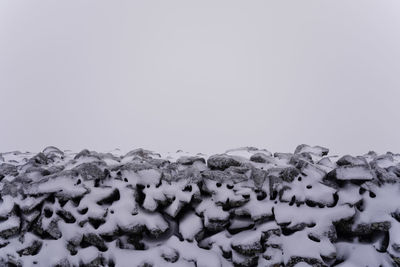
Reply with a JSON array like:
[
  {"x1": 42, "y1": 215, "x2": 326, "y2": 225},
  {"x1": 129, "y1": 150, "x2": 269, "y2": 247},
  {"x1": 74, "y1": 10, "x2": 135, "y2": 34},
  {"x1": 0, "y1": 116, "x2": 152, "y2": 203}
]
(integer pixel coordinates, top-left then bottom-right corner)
[{"x1": 0, "y1": 145, "x2": 399, "y2": 266}]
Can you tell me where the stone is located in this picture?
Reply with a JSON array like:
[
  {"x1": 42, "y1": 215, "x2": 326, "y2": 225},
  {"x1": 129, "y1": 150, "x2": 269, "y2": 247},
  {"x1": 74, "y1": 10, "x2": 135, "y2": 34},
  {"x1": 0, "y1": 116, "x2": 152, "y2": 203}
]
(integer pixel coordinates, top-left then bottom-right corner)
[
  {"x1": 0, "y1": 217, "x2": 20, "y2": 239},
  {"x1": 17, "y1": 240, "x2": 42, "y2": 256},
  {"x1": 176, "y1": 156, "x2": 206, "y2": 165},
  {"x1": 250, "y1": 153, "x2": 271, "y2": 163},
  {"x1": 207, "y1": 154, "x2": 242, "y2": 171},
  {"x1": 294, "y1": 144, "x2": 329, "y2": 157},
  {"x1": 267, "y1": 167, "x2": 300, "y2": 183},
  {"x1": 336, "y1": 155, "x2": 367, "y2": 166},
  {"x1": 73, "y1": 162, "x2": 105, "y2": 181},
  {"x1": 0, "y1": 163, "x2": 18, "y2": 178},
  {"x1": 82, "y1": 233, "x2": 108, "y2": 252},
  {"x1": 328, "y1": 165, "x2": 375, "y2": 181}
]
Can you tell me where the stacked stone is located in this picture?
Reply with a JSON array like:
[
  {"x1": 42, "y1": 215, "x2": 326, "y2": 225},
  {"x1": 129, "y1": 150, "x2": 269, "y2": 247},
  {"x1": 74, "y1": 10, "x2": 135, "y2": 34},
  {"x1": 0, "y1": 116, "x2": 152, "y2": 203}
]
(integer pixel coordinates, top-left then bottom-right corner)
[{"x1": 0, "y1": 145, "x2": 399, "y2": 266}]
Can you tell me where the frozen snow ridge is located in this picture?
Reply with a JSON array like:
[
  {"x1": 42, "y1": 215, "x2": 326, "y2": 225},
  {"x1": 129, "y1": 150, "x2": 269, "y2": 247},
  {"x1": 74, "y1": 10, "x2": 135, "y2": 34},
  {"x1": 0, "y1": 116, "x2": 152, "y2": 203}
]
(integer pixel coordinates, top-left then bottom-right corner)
[{"x1": 0, "y1": 145, "x2": 400, "y2": 267}]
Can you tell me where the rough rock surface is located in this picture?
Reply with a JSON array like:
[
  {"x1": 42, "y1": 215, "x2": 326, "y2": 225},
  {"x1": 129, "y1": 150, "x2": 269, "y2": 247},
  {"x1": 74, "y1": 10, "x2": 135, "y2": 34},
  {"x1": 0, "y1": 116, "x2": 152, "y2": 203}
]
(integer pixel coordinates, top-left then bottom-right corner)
[{"x1": 0, "y1": 145, "x2": 399, "y2": 266}]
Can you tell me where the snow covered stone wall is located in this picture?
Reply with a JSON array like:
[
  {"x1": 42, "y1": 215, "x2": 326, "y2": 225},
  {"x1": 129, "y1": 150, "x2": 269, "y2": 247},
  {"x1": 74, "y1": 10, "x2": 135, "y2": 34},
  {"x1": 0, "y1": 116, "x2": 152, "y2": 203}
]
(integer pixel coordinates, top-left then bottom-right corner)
[{"x1": 0, "y1": 145, "x2": 399, "y2": 267}]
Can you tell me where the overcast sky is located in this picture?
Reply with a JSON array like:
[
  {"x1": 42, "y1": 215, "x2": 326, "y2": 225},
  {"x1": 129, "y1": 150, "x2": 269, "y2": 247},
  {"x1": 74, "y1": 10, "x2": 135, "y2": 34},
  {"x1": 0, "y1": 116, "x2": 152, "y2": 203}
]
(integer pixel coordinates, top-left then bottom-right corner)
[{"x1": 1, "y1": 0, "x2": 400, "y2": 156}]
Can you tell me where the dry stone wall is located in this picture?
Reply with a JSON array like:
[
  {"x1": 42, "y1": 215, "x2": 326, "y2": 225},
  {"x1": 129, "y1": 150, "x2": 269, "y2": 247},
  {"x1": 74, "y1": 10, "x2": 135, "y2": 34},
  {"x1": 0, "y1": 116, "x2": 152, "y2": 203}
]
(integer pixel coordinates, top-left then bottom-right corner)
[{"x1": 0, "y1": 145, "x2": 399, "y2": 266}]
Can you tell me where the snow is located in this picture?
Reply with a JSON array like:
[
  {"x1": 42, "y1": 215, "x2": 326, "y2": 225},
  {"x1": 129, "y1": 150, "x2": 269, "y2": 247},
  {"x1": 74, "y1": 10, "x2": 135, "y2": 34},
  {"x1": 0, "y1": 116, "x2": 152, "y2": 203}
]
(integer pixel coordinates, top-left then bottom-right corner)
[
  {"x1": 334, "y1": 165, "x2": 375, "y2": 180},
  {"x1": 0, "y1": 215, "x2": 19, "y2": 233},
  {"x1": 0, "y1": 145, "x2": 399, "y2": 266},
  {"x1": 179, "y1": 211, "x2": 203, "y2": 241},
  {"x1": 335, "y1": 242, "x2": 393, "y2": 267}
]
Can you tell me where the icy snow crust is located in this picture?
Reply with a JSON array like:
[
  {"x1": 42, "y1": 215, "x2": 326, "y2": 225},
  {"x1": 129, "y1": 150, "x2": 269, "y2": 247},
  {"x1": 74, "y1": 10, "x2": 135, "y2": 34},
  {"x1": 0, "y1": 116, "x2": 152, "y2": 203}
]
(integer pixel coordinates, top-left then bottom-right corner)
[{"x1": 0, "y1": 145, "x2": 400, "y2": 266}]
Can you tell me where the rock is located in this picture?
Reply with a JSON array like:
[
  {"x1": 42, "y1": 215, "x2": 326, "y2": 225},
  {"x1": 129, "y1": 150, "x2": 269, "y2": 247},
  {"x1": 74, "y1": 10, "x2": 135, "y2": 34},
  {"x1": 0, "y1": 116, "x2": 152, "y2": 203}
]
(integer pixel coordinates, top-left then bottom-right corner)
[
  {"x1": 42, "y1": 146, "x2": 63, "y2": 155},
  {"x1": 232, "y1": 251, "x2": 259, "y2": 267},
  {"x1": 231, "y1": 230, "x2": 263, "y2": 256},
  {"x1": 120, "y1": 161, "x2": 156, "y2": 172},
  {"x1": 267, "y1": 167, "x2": 300, "y2": 183},
  {"x1": 289, "y1": 153, "x2": 313, "y2": 166},
  {"x1": 179, "y1": 211, "x2": 203, "y2": 241},
  {"x1": 54, "y1": 259, "x2": 72, "y2": 267},
  {"x1": 294, "y1": 144, "x2": 329, "y2": 157},
  {"x1": 0, "y1": 163, "x2": 18, "y2": 178},
  {"x1": 0, "y1": 215, "x2": 20, "y2": 239},
  {"x1": 0, "y1": 239, "x2": 9, "y2": 249},
  {"x1": 161, "y1": 247, "x2": 180, "y2": 263},
  {"x1": 274, "y1": 152, "x2": 293, "y2": 160},
  {"x1": 328, "y1": 165, "x2": 375, "y2": 181},
  {"x1": 74, "y1": 149, "x2": 102, "y2": 160},
  {"x1": 74, "y1": 149, "x2": 91, "y2": 159},
  {"x1": 207, "y1": 154, "x2": 242, "y2": 171},
  {"x1": 146, "y1": 158, "x2": 169, "y2": 168},
  {"x1": 42, "y1": 146, "x2": 64, "y2": 162},
  {"x1": 0, "y1": 180, "x2": 20, "y2": 197},
  {"x1": 372, "y1": 165, "x2": 398, "y2": 184},
  {"x1": 201, "y1": 170, "x2": 232, "y2": 182},
  {"x1": 32, "y1": 217, "x2": 62, "y2": 240},
  {"x1": 81, "y1": 255, "x2": 107, "y2": 267},
  {"x1": 196, "y1": 199, "x2": 229, "y2": 232},
  {"x1": 29, "y1": 152, "x2": 50, "y2": 165},
  {"x1": 387, "y1": 165, "x2": 400, "y2": 178},
  {"x1": 317, "y1": 157, "x2": 335, "y2": 169},
  {"x1": 176, "y1": 156, "x2": 206, "y2": 165},
  {"x1": 82, "y1": 233, "x2": 108, "y2": 252},
  {"x1": 96, "y1": 188, "x2": 120, "y2": 205},
  {"x1": 73, "y1": 162, "x2": 105, "y2": 181},
  {"x1": 228, "y1": 217, "x2": 254, "y2": 234},
  {"x1": 124, "y1": 148, "x2": 161, "y2": 159},
  {"x1": 56, "y1": 209, "x2": 76, "y2": 223},
  {"x1": 336, "y1": 155, "x2": 367, "y2": 166},
  {"x1": 250, "y1": 153, "x2": 272, "y2": 163},
  {"x1": 17, "y1": 240, "x2": 42, "y2": 256},
  {"x1": 352, "y1": 221, "x2": 392, "y2": 235},
  {"x1": 251, "y1": 168, "x2": 268, "y2": 187},
  {"x1": 286, "y1": 257, "x2": 325, "y2": 267},
  {"x1": 336, "y1": 242, "x2": 394, "y2": 266}
]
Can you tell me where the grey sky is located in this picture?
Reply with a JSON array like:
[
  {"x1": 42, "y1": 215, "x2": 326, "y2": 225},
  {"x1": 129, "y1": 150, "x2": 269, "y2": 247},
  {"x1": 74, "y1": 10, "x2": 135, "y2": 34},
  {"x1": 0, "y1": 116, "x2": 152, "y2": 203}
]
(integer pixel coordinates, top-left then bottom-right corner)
[{"x1": 1, "y1": 0, "x2": 400, "y2": 155}]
